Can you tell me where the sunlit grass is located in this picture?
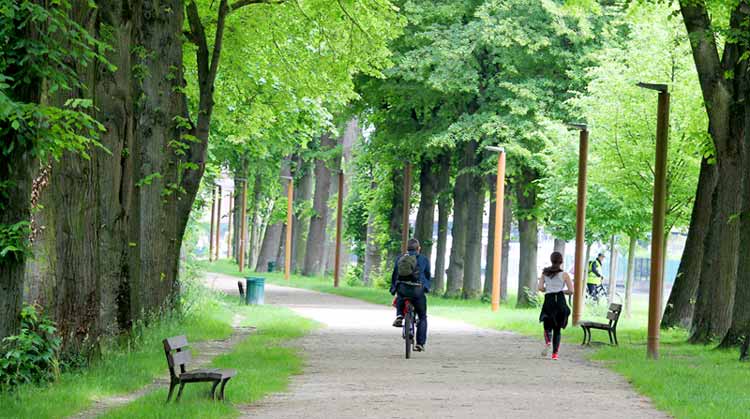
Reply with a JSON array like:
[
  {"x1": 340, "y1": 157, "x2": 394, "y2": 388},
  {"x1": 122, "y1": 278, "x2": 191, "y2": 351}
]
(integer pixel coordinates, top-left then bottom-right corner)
[
  {"x1": 208, "y1": 259, "x2": 750, "y2": 419},
  {"x1": 102, "y1": 304, "x2": 317, "y2": 419}
]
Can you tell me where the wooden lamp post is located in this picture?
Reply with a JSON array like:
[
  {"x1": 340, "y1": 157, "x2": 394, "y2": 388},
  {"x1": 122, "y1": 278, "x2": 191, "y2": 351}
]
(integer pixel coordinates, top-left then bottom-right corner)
[
  {"x1": 569, "y1": 123, "x2": 589, "y2": 326},
  {"x1": 486, "y1": 146, "x2": 506, "y2": 312}
]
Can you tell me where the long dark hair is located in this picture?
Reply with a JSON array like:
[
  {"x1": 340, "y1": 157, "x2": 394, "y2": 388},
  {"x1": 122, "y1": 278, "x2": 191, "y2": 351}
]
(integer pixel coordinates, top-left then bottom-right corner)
[{"x1": 542, "y1": 252, "x2": 564, "y2": 277}]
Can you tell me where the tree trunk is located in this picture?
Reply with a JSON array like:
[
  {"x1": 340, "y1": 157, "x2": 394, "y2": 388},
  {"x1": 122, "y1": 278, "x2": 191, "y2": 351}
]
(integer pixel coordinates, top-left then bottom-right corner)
[
  {"x1": 484, "y1": 175, "x2": 497, "y2": 297},
  {"x1": 463, "y1": 170, "x2": 485, "y2": 299},
  {"x1": 363, "y1": 199, "x2": 381, "y2": 287},
  {"x1": 433, "y1": 153, "x2": 452, "y2": 295},
  {"x1": 248, "y1": 174, "x2": 264, "y2": 270},
  {"x1": 607, "y1": 235, "x2": 618, "y2": 304},
  {"x1": 554, "y1": 238, "x2": 566, "y2": 259},
  {"x1": 415, "y1": 157, "x2": 438, "y2": 262},
  {"x1": 324, "y1": 133, "x2": 344, "y2": 274},
  {"x1": 257, "y1": 162, "x2": 291, "y2": 272},
  {"x1": 662, "y1": 159, "x2": 716, "y2": 329},
  {"x1": 501, "y1": 192, "x2": 512, "y2": 302},
  {"x1": 625, "y1": 235, "x2": 636, "y2": 318},
  {"x1": 515, "y1": 169, "x2": 540, "y2": 307},
  {"x1": 386, "y1": 168, "x2": 405, "y2": 265},
  {"x1": 292, "y1": 157, "x2": 313, "y2": 272},
  {"x1": 446, "y1": 141, "x2": 476, "y2": 298},
  {"x1": 303, "y1": 134, "x2": 336, "y2": 276}
]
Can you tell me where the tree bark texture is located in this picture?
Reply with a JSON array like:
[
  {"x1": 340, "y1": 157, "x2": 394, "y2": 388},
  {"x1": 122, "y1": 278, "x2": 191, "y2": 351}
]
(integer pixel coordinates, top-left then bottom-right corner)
[
  {"x1": 625, "y1": 235, "x2": 637, "y2": 318},
  {"x1": 484, "y1": 175, "x2": 497, "y2": 297},
  {"x1": 501, "y1": 191, "x2": 512, "y2": 302},
  {"x1": 463, "y1": 168, "x2": 485, "y2": 299},
  {"x1": 292, "y1": 157, "x2": 313, "y2": 272},
  {"x1": 553, "y1": 238, "x2": 566, "y2": 258},
  {"x1": 516, "y1": 168, "x2": 539, "y2": 308},
  {"x1": 662, "y1": 160, "x2": 715, "y2": 329},
  {"x1": 446, "y1": 141, "x2": 476, "y2": 297},
  {"x1": 303, "y1": 134, "x2": 337, "y2": 276},
  {"x1": 433, "y1": 153, "x2": 452, "y2": 295},
  {"x1": 415, "y1": 156, "x2": 438, "y2": 263},
  {"x1": 363, "y1": 200, "x2": 381, "y2": 287}
]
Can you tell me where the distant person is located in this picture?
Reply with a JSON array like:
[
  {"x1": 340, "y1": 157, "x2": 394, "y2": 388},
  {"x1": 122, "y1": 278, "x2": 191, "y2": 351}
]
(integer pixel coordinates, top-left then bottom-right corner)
[
  {"x1": 538, "y1": 251, "x2": 573, "y2": 360},
  {"x1": 390, "y1": 238, "x2": 431, "y2": 352},
  {"x1": 587, "y1": 253, "x2": 605, "y2": 298}
]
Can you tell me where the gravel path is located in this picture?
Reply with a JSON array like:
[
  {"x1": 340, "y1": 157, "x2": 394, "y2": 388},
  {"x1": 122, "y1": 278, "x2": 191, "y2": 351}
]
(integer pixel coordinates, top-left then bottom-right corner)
[{"x1": 206, "y1": 273, "x2": 667, "y2": 419}]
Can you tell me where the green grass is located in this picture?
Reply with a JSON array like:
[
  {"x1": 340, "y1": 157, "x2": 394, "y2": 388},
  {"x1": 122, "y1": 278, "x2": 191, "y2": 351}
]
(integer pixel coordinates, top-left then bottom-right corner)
[
  {"x1": 0, "y1": 283, "x2": 316, "y2": 419},
  {"x1": 208, "y1": 259, "x2": 750, "y2": 419},
  {"x1": 102, "y1": 302, "x2": 317, "y2": 419}
]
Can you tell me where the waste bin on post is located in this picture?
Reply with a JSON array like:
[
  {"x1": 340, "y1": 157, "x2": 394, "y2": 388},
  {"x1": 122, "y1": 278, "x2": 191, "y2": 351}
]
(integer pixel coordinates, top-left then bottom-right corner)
[
  {"x1": 245, "y1": 278, "x2": 257, "y2": 305},
  {"x1": 253, "y1": 277, "x2": 265, "y2": 305},
  {"x1": 267, "y1": 261, "x2": 276, "y2": 272}
]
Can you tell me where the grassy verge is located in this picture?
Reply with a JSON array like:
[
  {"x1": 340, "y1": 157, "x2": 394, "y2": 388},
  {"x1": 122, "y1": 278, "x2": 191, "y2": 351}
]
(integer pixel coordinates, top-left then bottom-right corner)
[
  {"x1": 0, "y1": 282, "x2": 316, "y2": 419},
  {"x1": 102, "y1": 302, "x2": 317, "y2": 418},
  {"x1": 208, "y1": 259, "x2": 750, "y2": 419}
]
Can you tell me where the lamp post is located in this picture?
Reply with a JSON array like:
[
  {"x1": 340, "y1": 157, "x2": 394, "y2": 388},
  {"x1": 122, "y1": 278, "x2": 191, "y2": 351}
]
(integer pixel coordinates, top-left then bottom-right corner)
[
  {"x1": 569, "y1": 123, "x2": 589, "y2": 326},
  {"x1": 638, "y1": 82, "x2": 670, "y2": 360},
  {"x1": 401, "y1": 163, "x2": 413, "y2": 253},
  {"x1": 333, "y1": 171, "x2": 344, "y2": 287},
  {"x1": 281, "y1": 176, "x2": 294, "y2": 281},
  {"x1": 486, "y1": 146, "x2": 506, "y2": 312}
]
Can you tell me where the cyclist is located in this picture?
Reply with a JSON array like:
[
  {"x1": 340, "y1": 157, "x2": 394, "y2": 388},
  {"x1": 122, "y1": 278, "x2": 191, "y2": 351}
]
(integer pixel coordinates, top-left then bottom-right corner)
[
  {"x1": 587, "y1": 253, "x2": 605, "y2": 299},
  {"x1": 390, "y1": 238, "x2": 431, "y2": 352}
]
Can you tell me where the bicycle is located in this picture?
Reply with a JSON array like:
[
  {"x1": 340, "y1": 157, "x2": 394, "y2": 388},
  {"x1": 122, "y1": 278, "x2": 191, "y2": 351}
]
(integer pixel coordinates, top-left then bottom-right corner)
[{"x1": 402, "y1": 298, "x2": 416, "y2": 359}]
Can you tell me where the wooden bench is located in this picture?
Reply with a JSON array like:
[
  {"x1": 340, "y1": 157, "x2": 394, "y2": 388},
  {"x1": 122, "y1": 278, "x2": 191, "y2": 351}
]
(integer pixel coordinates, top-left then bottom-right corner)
[
  {"x1": 579, "y1": 303, "x2": 622, "y2": 346},
  {"x1": 163, "y1": 335, "x2": 236, "y2": 402}
]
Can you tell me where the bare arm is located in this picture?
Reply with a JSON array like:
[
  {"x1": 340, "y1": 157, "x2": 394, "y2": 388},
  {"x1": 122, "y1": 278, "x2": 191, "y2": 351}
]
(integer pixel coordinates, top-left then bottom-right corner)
[
  {"x1": 537, "y1": 275, "x2": 545, "y2": 292},
  {"x1": 563, "y1": 273, "x2": 574, "y2": 295}
]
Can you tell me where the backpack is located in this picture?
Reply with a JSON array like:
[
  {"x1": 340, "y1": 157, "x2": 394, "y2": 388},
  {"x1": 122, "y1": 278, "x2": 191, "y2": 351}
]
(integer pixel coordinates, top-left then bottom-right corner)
[{"x1": 397, "y1": 253, "x2": 419, "y2": 282}]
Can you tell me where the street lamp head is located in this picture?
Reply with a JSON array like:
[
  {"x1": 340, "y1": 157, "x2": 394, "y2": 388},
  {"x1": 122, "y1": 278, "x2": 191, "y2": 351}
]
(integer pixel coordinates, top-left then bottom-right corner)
[
  {"x1": 567, "y1": 122, "x2": 588, "y2": 131},
  {"x1": 485, "y1": 145, "x2": 505, "y2": 153},
  {"x1": 637, "y1": 82, "x2": 668, "y2": 93}
]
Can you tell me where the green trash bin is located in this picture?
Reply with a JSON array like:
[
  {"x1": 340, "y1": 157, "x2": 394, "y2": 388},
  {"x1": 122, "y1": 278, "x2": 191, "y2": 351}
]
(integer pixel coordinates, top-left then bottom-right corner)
[
  {"x1": 267, "y1": 261, "x2": 276, "y2": 272},
  {"x1": 253, "y1": 277, "x2": 265, "y2": 305},
  {"x1": 245, "y1": 278, "x2": 257, "y2": 305}
]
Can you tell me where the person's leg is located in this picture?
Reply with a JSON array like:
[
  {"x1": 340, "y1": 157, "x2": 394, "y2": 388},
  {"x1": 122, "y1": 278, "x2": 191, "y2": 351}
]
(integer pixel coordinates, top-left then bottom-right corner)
[
  {"x1": 542, "y1": 319, "x2": 553, "y2": 356},
  {"x1": 587, "y1": 283, "x2": 596, "y2": 296},
  {"x1": 414, "y1": 295, "x2": 428, "y2": 346},
  {"x1": 392, "y1": 296, "x2": 405, "y2": 327},
  {"x1": 552, "y1": 326, "x2": 562, "y2": 354}
]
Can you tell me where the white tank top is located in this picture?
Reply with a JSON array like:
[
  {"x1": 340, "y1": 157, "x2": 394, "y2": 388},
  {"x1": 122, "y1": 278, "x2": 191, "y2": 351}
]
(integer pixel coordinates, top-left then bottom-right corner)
[{"x1": 543, "y1": 272, "x2": 565, "y2": 294}]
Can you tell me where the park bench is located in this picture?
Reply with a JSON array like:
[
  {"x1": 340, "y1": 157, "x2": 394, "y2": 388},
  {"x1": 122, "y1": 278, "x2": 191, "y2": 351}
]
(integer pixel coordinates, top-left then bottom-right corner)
[
  {"x1": 579, "y1": 303, "x2": 622, "y2": 346},
  {"x1": 163, "y1": 335, "x2": 236, "y2": 402}
]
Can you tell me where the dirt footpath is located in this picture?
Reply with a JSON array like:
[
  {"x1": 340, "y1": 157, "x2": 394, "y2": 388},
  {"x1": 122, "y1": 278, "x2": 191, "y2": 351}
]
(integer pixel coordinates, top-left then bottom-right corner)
[{"x1": 205, "y1": 273, "x2": 667, "y2": 419}]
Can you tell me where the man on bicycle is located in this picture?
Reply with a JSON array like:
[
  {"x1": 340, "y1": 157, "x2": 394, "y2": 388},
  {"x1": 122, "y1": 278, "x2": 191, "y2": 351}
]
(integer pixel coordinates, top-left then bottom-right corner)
[
  {"x1": 587, "y1": 253, "x2": 605, "y2": 299},
  {"x1": 390, "y1": 238, "x2": 431, "y2": 352}
]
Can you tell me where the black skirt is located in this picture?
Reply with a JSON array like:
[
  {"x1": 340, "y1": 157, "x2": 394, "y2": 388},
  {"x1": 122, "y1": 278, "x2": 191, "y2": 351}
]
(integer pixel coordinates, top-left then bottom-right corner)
[{"x1": 539, "y1": 291, "x2": 571, "y2": 329}]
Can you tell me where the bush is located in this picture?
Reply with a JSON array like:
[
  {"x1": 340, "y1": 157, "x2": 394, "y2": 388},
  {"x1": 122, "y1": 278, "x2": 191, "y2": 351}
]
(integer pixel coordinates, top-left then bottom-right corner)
[
  {"x1": 345, "y1": 264, "x2": 364, "y2": 287},
  {"x1": 523, "y1": 287, "x2": 543, "y2": 308},
  {"x1": 0, "y1": 305, "x2": 61, "y2": 392}
]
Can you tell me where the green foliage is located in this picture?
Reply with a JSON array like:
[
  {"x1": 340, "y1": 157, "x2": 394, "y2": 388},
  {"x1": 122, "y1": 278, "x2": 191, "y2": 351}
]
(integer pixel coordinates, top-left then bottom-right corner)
[
  {"x1": 0, "y1": 305, "x2": 61, "y2": 392},
  {"x1": 345, "y1": 263, "x2": 364, "y2": 287}
]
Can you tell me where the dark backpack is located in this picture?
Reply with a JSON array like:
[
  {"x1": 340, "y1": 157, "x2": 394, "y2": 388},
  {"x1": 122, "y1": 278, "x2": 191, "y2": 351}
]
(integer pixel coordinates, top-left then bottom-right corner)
[{"x1": 397, "y1": 253, "x2": 419, "y2": 282}]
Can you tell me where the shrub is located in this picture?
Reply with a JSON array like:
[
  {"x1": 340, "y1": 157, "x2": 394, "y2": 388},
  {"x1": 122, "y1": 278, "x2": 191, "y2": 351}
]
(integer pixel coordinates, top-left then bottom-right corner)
[
  {"x1": 345, "y1": 264, "x2": 364, "y2": 287},
  {"x1": 0, "y1": 305, "x2": 61, "y2": 391}
]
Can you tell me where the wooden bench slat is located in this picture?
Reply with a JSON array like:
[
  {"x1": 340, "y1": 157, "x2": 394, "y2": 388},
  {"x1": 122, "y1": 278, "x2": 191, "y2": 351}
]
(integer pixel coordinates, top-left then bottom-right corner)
[
  {"x1": 170, "y1": 349, "x2": 192, "y2": 367},
  {"x1": 181, "y1": 368, "x2": 237, "y2": 381},
  {"x1": 164, "y1": 335, "x2": 189, "y2": 351}
]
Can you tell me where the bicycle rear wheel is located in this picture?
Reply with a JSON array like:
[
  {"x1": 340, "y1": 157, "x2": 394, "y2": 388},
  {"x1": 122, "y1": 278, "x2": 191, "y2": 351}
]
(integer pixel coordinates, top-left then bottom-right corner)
[{"x1": 404, "y1": 305, "x2": 413, "y2": 359}]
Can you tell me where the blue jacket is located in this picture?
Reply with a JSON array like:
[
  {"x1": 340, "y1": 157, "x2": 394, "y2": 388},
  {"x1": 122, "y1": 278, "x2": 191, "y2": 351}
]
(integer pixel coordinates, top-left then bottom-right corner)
[{"x1": 390, "y1": 251, "x2": 432, "y2": 295}]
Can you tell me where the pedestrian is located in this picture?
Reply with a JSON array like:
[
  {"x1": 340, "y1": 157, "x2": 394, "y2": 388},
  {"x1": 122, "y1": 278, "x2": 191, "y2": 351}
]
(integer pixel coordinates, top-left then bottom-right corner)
[{"x1": 538, "y1": 251, "x2": 573, "y2": 360}]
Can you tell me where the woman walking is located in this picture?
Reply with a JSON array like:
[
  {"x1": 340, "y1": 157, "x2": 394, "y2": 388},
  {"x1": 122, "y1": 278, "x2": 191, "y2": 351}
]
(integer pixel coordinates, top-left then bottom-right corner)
[{"x1": 538, "y1": 251, "x2": 573, "y2": 360}]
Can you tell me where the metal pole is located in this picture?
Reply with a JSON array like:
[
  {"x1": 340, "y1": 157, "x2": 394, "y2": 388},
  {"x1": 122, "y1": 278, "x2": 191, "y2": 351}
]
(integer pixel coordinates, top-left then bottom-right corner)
[
  {"x1": 239, "y1": 180, "x2": 248, "y2": 273},
  {"x1": 491, "y1": 149, "x2": 506, "y2": 312},
  {"x1": 572, "y1": 126, "x2": 589, "y2": 326},
  {"x1": 209, "y1": 187, "x2": 216, "y2": 262},
  {"x1": 226, "y1": 194, "x2": 233, "y2": 259},
  {"x1": 215, "y1": 185, "x2": 222, "y2": 261},
  {"x1": 334, "y1": 171, "x2": 344, "y2": 287},
  {"x1": 285, "y1": 178, "x2": 293, "y2": 281},
  {"x1": 401, "y1": 163, "x2": 412, "y2": 253},
  {"x1": 647, "y1": 88, "x2": 670, "y2": 360}
]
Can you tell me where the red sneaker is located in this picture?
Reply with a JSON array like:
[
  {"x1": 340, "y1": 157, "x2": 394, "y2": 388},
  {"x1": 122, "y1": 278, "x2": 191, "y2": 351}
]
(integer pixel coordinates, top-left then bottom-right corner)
[{"x1": 551, "y1": 353, "x2": 559, "y2": 360}]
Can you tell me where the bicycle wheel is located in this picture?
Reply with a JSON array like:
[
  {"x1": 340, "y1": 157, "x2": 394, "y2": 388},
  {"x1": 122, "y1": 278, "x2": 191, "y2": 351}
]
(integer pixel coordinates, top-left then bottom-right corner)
[{"x1": 404, "y1": 305, "x2": 413, "y2": 359}]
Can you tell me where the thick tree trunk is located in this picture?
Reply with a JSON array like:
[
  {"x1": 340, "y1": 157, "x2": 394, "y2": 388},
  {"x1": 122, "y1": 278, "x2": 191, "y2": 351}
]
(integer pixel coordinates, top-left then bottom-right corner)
[
  {"x1": 386, "y1": 168, "x2": 405, "y2": 265},
  {"x1": 415, "y1": 157, "x2": 438, "y2": 262},
  {"x1": 553, "y1": 238, "x2": 566, "y2": 258},
  {"x1": 516, "y1": 169, "x2": 539, "y2": 308},
  {"x1": 501, "y1": 192, "x2": 512, "y2": 302},
  {"x1": 232, "y1": 176, "x2": 243, "y2": 262},
  {"x1": 484, "y1": 175, "x2": 497, "y2": 297},
  {"x1": 433, "y1": 153, "x2": 451, "y2": 295},
  {"x1": 446, "y1": 141, "x2": 476, "y2": 298},
  {"x1": 257, "y1": 162, "x2": 291, "y2": 272},
  {"x1": 363, "y1": 200, "x2": 381, "y2": 287},
  {"x1": 625, "y1": 235, "x2": 636, "y2": 318},
  {"x1": 303, "y1": 135, "x2": 336, "y2": 276},
  {"x1": 324, "y1": 133, "x2": 344, "y2": 274},
  {"x1": 463, "y1": 171, "x2": 485, "y2": 299},
  {"x1": 292, "y1": 157, "x2": 313, "y2": 272},
  {"x1": 662, "y1": 161, "x2": 715, "y2": 329}
]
